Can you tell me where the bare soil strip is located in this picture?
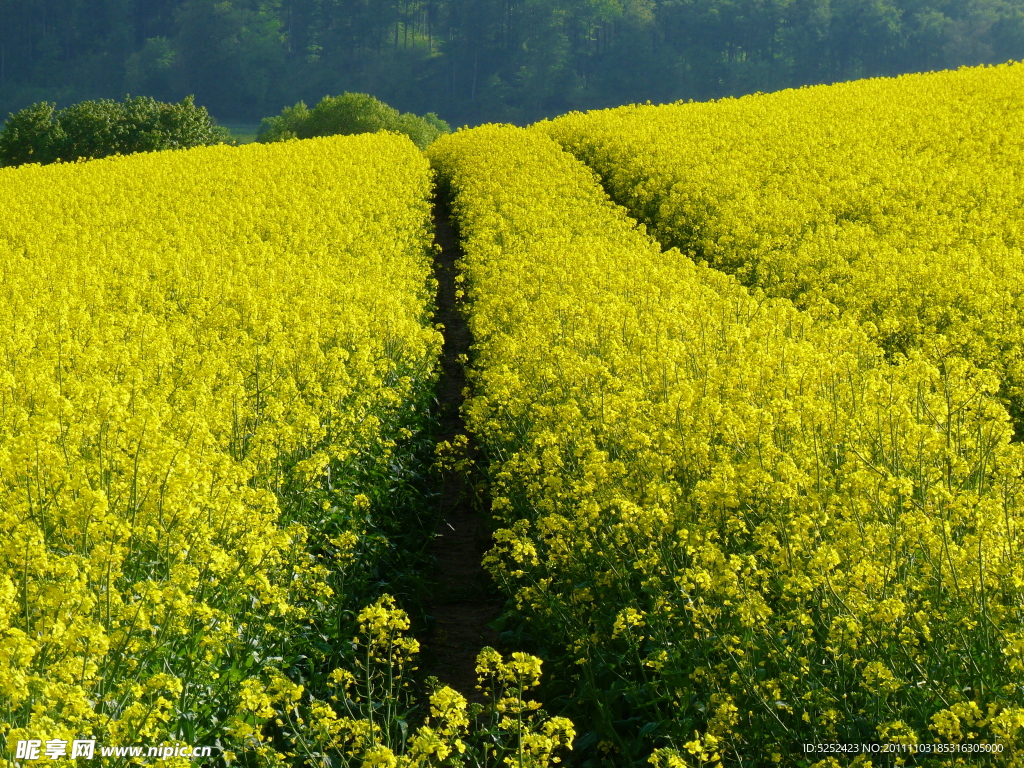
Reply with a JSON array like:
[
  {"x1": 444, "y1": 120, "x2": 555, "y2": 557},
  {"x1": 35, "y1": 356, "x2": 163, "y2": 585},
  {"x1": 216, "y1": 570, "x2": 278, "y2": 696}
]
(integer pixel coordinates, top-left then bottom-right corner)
[{"x1": 419, "y1": 195, "x2": 502, "y2": 701}]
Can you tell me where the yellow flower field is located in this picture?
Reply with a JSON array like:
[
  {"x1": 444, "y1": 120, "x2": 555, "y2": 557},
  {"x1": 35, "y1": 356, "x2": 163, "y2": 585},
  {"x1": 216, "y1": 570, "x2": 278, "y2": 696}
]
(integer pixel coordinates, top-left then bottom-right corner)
[
  {"x1": 5, "y1": 62, "x2": 1024, "y2": 767},
  {"x1": 429, "y1": 124, "x2": 1024, "y2": 765},
  {"x1": 540, "y1": 62, "x2": 1024, "y2": 431},
  {"x1": 0, "y1": 134, "x2": 442, "y2": 763}
]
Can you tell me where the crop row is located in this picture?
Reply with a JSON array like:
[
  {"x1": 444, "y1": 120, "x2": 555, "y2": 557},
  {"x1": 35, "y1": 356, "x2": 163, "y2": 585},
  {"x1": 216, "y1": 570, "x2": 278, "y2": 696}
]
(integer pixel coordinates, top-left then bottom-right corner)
[
  {"x1": 0, "y1": 135, "x2": 442, "y2": 761},
  {"x1": 428, "y1": 125, "x2": 1024, "y2": 765},
  {"x1": 541, "y1": 62, "x2": 1024, "y2": 432}
]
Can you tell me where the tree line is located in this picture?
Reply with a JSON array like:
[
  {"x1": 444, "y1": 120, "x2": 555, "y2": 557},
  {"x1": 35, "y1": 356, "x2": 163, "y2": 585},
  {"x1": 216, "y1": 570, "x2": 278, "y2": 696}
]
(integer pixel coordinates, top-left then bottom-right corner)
[{"x1": 1, "y1": 0, "x2": 1022, "y2": 126}]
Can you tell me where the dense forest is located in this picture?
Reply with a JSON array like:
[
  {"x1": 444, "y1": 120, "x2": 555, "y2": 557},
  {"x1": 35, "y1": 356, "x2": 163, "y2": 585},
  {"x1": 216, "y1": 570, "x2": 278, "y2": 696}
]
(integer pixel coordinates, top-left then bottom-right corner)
[{"x1": 1, "y1": 0, "x2": 1023, "y2": 126}]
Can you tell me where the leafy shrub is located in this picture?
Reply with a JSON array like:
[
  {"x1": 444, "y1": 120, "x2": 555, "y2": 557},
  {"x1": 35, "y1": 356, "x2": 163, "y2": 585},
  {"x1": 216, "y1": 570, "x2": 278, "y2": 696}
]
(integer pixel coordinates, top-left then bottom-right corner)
[
  {"x1": 0, "y1": 94, "x2": 228, "y2": 167},
  {"x1": 257, "y1": 92, "x2": 450, "y2": 149}
]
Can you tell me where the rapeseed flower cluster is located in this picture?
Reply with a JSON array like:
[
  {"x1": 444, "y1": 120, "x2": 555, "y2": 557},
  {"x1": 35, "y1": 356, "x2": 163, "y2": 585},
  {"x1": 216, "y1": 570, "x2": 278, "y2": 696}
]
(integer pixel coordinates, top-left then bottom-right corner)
[
  {"x1": 541, "y1": 62, "x2": 1024, "y2": 431},
  {"x1": 0, "y1": 134, "x2": 441, "y2": 762},
  {"x1": 238, "y1": 594, "x2": 575, "y2": 768},
  {"x1": 428, "y1": 125, "x2": 1024, "y2": 765}
]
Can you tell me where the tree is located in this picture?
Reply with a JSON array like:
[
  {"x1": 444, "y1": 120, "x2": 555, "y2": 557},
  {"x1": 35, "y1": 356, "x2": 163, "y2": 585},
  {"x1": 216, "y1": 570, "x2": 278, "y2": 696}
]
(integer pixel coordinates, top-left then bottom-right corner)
[
  {"x1": 0, "y1": 95, "x2": 229, "y2": 167},
  {"x1": 256, "y1": 92, "x2": 450, "y2": 148},
  {"x1": 1, "y1": 0, "x2": 1023, "y2": 127}
]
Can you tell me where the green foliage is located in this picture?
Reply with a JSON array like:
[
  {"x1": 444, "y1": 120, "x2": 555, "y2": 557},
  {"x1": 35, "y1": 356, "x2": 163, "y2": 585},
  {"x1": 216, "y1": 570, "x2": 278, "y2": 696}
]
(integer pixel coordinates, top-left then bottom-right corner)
[
  {"x1": 3, "y1": 0, "x2": 1024, "y2": 126},
  {"x1": 254, "y1": 101, "x2": 310, "y2": 143},
  {"x1": 0, "y1": 95, "x2": 229, "y2": 167},
  {"x1": 124, "y1": 37, "x2": 178, "y2": 100},
  {"x1": 257, "y1": 93, "x2": 450, "y2": 149}
]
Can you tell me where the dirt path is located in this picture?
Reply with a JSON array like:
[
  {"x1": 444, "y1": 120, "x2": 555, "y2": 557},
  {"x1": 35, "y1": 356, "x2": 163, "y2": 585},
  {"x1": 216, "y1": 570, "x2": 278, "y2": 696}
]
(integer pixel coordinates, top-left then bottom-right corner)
[{"x1": 419, "y1": 195, "x2": 503, "y2": 702}]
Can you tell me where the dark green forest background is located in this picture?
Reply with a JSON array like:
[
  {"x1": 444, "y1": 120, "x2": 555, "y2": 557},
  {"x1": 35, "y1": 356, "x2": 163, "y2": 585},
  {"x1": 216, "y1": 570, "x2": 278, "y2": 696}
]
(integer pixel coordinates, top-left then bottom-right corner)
[{"x1": 1, "y1": 0, "x2": 1022, "y2": 127}]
